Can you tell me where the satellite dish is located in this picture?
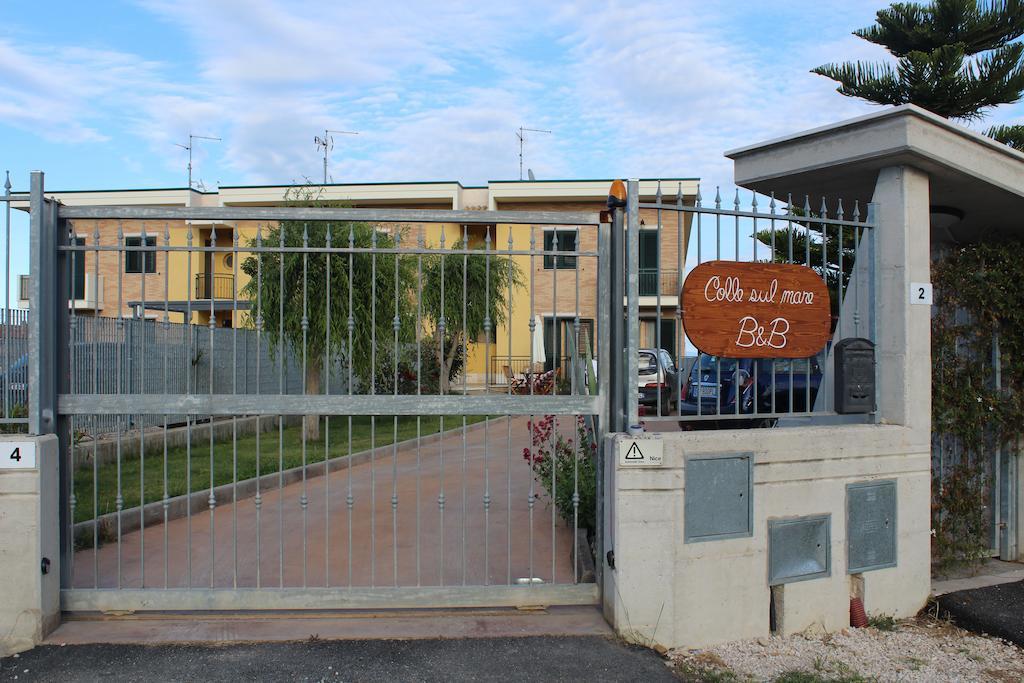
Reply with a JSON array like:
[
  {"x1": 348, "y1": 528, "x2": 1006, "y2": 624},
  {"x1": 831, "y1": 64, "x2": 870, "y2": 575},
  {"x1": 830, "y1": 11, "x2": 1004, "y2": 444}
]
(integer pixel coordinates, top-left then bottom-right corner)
[{"x1": 527, "y1": 168, "x2": 536, "y2": 181}]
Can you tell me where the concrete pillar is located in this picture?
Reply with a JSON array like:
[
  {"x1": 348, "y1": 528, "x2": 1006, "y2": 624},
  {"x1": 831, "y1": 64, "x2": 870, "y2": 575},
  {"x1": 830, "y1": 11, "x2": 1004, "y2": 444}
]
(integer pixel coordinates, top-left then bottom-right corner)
[
  {"x1": 0, "y1": 435, "x2": 60, "y2": 655},
  {"x1": 870, "y1": 166, "x2": 932, "y2": 433}
]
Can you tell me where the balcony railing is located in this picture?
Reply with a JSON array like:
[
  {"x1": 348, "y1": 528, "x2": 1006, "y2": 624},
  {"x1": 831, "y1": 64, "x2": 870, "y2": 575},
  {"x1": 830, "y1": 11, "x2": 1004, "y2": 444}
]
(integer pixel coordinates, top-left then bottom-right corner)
[
  {"x1": 195, "y1": 273, "x2": 234, "y2": 300},
  {"x1": 638, "y1": 268, "x2": 679, "y2": 296}
]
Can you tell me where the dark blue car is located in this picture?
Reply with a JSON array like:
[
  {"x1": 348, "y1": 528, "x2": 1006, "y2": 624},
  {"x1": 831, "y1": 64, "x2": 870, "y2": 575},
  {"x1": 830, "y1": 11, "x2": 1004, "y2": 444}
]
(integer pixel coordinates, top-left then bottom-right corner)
[{"x1": 678, "y1": 354, "x2": 823, "y2": 420}]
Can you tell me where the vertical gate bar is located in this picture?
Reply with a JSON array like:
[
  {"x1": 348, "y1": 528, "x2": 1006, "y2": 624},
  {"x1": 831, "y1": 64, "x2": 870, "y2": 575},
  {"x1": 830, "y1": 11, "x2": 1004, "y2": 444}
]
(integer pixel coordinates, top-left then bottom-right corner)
[
  {"x1": 483, "y1": 227, "x2": 492, "y2": 585},
  {"x1": 3, "y1": 171, "x2": 9, "y2": 422},
  {"x1": 50, "y1": 195, "x2": 72, "y2": 589},
  {"x1": 209, "y1": 224, "x2": 217, "y2": 588},
  {"x1": 416, "y1": 226, "x2": 424, "y2": 587},
  {"x1": 93, "y1": 222, "x2": 101, "y2": 587},
  {"x1": 528, "y1": 225, "x2": 536, "y2": 586},
  {"x1": 67, "y1": 219, "x2": 77, "y2": 587},
  {"x1": 506, "y1": 227, "x2": 514, "y2": 586},
  {"x1": 696, "y1": 188, "x2": 703, "y2": 418},
  {"x1": 675, "y1": 184, "x2": 683, "y2": 417},
  {"x1": 609, "y1": 201, "x2": 624, "y2": 431},
  {"x1": 770, "y1": 196, "x2": 777, "y2": 415},
  {"x1": 655, "y1": 182, "x2": 662, "y2": 418},
  {"x1": 804, "y1": 196, "x2": 812, "y2": 414},
  {"x1": 278, "y1": 224, "x2": 285, "y2": 588},
  {"x1": 186, "y1": 220, "x2": 194, "y2": 588},
  {"x1": 347, "y1": 222, "x2": 354, "y2": 588},
  {"x1": 324, "y1": 223, "x2": 332, "y2": 587},
  {"x1": 27, "y1": 171, "x2": 43, "y2": 435},
  {"x1": 714, "y1": 188, "x2": 721, "y2": 416},
  {"x1": 461, "y1": 223, "x2": 468, "y2": 586},
  {"x1": 370, "y1": 228, "x2": 377, "y2": 588},
  {"x1": 595, "y1": 214, "x2": 610, "y2": 587},
  {"x1": 751, "y1": 194, "x2": 758, "y2": 417},
  {"x1": 115, "y1": 220, "x2": 125, "y2": 589},
  {"x1": 734, "y1": 191, "x2": 740, "y2": 418},
  {"x1": 438, "y1": 225, "x2": 446, "y2": 587},
  {"x1": 255, "y1": 224, "x2": 264, "y2": 589},
  {"x1": 139, "y1": 222, "x2": 148, "y2": 586},
  {"x1": 232, "y1": 223, "x2": 239, "y2": 588},
  {"x1": 626, "y1": 180, "x2": 640, "y2": 428},
  {"x1": 787, "y1": 196, "x2": 795, "y2": 413},
  {"x1": 161, "y1": 223, "x2": 169, "y2": 588},
  {"x1": 301, "y1": 222, "x2": 309, "y2": 588},
  {"x1": 393, "y1": 230, "x2": 402, "y2": 587},
  {"x1": 573, "y1": 226, "x2": 581, "y2": 582},
  {"x1": 867, "y1": 203, "x2": 878, "y2": 355},
  {"x1": 551, "y1": 223, "x2": 558, "y2": 585}
]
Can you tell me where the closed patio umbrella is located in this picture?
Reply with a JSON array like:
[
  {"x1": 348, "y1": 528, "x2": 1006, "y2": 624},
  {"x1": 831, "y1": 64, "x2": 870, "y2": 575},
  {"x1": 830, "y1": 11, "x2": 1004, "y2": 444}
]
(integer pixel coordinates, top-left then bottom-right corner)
[{"x1": 531, "y1": 315, "x2": 546, "y2": 371}]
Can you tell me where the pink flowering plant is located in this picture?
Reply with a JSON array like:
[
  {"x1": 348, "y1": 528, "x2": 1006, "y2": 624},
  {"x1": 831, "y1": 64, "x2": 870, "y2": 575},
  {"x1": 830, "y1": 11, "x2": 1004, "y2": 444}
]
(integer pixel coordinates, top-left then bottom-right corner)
[{"x1": 523, "y1": 415, "x2": 597, "y2": 533}]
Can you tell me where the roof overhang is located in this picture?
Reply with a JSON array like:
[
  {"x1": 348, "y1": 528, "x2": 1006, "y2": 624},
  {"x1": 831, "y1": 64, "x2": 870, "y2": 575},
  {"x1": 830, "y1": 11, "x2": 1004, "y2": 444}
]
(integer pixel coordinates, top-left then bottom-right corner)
[{"x1": 726, "y1": 104, "x2": 1024, "y2": 243}]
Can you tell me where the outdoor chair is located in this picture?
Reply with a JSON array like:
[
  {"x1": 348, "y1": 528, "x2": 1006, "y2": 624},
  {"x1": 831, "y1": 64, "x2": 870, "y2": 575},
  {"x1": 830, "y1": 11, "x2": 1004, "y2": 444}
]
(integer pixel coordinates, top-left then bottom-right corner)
[{"x1": 503, "y1": 365, "x2": 526, "y2": 393}]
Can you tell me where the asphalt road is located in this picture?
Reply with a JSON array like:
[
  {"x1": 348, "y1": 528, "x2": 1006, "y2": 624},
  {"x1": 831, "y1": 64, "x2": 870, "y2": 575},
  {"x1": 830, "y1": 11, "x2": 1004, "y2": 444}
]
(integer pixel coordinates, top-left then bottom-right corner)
[
  {"x1": 937, "y1": 578, "x2": 1024, "y2": 647},
  {"x1": 1, "y1": 637, "x2": 677, "y2": 682}
]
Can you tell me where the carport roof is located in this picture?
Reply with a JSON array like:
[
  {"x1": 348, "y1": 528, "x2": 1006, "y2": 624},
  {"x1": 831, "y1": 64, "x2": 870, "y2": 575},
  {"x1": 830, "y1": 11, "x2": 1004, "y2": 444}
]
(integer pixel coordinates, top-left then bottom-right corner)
[{"x1": 726, "y1": 105, "x2": 1024, "y2": 243}]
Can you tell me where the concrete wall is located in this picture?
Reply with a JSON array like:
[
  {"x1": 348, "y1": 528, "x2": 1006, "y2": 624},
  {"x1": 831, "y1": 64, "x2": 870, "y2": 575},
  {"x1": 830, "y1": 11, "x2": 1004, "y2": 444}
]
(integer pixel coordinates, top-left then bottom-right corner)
[
  {"x1": 0, "y1": 435, "x2": 59, "y2": 656},
  {"x1": 603, "y1": 162, "x2": 933, "y2": 649},
  {"x1": 602, "y1": 425, "x2": 931, "y2": 648}
]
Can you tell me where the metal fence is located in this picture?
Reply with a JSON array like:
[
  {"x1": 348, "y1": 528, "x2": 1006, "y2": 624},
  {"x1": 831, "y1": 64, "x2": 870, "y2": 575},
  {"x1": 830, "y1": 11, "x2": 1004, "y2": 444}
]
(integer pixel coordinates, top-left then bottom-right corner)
[
  {"x1": 70, "y1": 315, "x2": 305, "y2": 436},
  {"x1": 1, "y1": 174, "x2": 29, "y2": 430},
  {"x1": 622, "y1": 181, "x2": 877, "y2": 425},
  {"x1": 27, "y1": 172, "x2": 607, "y2": 611}
]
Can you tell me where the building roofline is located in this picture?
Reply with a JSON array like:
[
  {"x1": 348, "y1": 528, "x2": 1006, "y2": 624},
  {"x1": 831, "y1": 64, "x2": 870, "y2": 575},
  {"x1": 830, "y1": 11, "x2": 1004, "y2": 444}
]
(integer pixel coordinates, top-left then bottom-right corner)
[{"x1": 20, "y1": 177, "x2": 702, "y2": 195}]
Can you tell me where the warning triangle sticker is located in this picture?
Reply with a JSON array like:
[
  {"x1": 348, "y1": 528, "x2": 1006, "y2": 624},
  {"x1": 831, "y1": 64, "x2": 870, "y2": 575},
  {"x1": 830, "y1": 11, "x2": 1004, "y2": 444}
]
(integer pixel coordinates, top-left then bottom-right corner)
[{"x1": 625, "y1": 443, "x2": 645, "y2": 460}]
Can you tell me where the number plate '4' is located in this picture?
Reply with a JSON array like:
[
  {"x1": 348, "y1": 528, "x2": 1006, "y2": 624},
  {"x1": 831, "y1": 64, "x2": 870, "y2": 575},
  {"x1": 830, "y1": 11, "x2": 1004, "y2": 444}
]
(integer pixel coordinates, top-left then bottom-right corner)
[{"x1": 0, "y1": 442, "x2": 36, "y2": 469}]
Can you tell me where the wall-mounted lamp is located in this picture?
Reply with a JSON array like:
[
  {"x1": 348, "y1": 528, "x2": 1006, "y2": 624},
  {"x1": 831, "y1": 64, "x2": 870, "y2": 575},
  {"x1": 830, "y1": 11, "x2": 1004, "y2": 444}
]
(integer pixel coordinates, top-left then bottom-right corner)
[{"x1": 929, "y1": 205, "x2": 964, "y2": 231}]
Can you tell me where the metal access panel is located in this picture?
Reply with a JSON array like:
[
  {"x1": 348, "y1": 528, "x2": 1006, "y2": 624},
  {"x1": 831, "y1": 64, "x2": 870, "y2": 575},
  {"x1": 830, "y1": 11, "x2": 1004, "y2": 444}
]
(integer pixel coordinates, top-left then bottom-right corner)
[
  {"x1": 768, "y1": 514, "x2": 831, "y2": 585},
  {"x1": 847, "y1": 480, "x2": 897, "y2": 573},
  {"x1": 684, "y1": 452, "x2": 753, "y2": 543}
]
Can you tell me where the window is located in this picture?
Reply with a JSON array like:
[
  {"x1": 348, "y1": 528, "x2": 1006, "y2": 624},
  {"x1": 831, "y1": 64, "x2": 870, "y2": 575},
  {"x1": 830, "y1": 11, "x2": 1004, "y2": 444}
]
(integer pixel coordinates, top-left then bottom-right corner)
[
  {"x1": 543, "y1": 229, "x2": 577, "y2": 269},
  {"x1": 124, "y1": 236, "x2": 156, "y2": 274}
]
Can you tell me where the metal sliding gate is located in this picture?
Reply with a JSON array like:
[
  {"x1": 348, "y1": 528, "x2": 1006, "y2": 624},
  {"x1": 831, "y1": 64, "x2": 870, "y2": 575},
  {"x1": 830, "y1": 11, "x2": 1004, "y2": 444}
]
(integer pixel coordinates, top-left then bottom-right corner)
[
  {"x1": 31, "y1": 171, "x2": 880, "y2": 613},
  {"x1": 27, "y1": 172, "x2": 612, "y2": 612}
]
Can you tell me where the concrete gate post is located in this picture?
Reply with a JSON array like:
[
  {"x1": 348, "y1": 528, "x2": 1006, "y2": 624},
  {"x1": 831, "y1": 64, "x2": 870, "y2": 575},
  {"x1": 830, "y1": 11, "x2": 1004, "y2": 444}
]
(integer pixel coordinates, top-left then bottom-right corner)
[{"x1": 0, "y1": 434, "x2": 60, "y2": 655}]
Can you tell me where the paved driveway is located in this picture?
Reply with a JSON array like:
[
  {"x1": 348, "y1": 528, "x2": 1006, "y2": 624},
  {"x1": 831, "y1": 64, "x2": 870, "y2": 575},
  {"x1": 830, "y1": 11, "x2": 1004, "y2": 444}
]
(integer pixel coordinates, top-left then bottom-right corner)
[{"x1": 72, "y1": 417, "x2": 583, "y2": 589}]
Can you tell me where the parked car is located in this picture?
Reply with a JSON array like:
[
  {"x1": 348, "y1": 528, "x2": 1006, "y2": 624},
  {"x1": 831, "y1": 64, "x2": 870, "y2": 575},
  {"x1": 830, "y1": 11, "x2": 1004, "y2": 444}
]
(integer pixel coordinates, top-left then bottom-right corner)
[
  {"x1": 637, "y1": 348, "x2": 679, "y2": 415},
  {"x1": 678, "y1": 354, "x2": 823, "y2": 421}
]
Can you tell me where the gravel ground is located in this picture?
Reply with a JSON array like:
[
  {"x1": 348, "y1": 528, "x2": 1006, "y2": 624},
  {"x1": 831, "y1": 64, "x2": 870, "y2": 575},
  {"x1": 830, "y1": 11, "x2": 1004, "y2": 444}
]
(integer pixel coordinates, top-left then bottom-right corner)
[{"x1": 670, "y1": 616, "x2": 1024, "y2": 682}]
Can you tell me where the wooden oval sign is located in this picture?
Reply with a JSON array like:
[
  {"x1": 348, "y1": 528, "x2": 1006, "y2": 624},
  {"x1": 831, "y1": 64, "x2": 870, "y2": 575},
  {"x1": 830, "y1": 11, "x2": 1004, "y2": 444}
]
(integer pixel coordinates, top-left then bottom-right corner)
[{"x1": 681, "y1": 260, "x2": 831, "y2": 358}]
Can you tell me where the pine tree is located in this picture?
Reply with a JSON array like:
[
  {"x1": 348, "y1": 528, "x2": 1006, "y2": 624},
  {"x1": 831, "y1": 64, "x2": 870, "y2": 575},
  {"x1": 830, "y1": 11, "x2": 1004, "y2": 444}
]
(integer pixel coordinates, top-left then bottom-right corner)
[{"x1": 813, "y1": 0, "x2": 1024, "y2": 149}]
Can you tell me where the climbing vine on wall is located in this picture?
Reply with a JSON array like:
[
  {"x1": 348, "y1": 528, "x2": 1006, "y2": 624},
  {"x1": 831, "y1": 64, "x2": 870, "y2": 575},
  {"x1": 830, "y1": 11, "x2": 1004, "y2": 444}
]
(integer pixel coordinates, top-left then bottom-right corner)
[{"x1": 931, "y1": 240, "x2": 1024, "y2": 569}]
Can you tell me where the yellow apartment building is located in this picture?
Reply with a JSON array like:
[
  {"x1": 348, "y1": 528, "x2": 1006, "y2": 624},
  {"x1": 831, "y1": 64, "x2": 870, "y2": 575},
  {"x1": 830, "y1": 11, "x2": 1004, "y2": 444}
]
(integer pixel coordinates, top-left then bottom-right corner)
[{"x1": 21, "y1": 178, "x2": 697, "y2": 388}]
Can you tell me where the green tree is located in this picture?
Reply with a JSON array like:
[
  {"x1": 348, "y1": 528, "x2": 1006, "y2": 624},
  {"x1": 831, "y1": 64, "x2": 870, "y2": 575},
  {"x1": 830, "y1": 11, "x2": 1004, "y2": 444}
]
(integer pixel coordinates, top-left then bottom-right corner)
[
  {"x1": 241, "y1": 198, "x2": 416, "y2": 441},
  {"x1": 813, "y1": 0, "x2": 1024, "y2": 147},
  {"x1": 421, "y1": 237, "x2": 525, "y2": 394}
]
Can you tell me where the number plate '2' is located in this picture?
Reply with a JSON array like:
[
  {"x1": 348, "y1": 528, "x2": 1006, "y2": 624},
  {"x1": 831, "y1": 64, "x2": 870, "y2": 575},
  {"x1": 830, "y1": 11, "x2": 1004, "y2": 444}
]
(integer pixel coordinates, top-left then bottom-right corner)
[{"x1": 0, "y1": 441, "x2": 36, "y2": 469}]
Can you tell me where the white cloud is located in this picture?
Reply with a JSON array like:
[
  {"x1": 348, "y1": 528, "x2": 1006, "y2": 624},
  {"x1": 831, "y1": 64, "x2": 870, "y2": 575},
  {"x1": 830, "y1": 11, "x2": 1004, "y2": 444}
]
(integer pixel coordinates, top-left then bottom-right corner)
[
  {"x1": 3, "y1": 0, "x2": 1021, "y2": 190},
  {"x1": 0, "y1": 39, "x2": 168, "y2": 142}
]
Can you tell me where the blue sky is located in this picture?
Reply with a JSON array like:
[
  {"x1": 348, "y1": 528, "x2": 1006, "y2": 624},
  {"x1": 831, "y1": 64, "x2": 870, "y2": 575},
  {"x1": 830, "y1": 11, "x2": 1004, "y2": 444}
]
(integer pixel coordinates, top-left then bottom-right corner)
[{"x1": 2, "y1": 0, "x2": 1023, "y2": 290}]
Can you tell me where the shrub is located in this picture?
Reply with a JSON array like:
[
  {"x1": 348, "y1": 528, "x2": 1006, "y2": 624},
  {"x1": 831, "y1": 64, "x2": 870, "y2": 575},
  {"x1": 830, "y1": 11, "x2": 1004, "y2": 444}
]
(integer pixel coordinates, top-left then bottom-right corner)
[{"x1": 522, "y1": 415, "x2": 597, "y2": 533}]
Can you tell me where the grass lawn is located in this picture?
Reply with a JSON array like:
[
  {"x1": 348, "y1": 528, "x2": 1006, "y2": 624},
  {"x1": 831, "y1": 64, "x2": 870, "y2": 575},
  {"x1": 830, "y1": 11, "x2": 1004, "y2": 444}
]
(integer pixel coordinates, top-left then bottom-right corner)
[{"x1": 73, "y1": 415, "x2": 486, "y2": 524}]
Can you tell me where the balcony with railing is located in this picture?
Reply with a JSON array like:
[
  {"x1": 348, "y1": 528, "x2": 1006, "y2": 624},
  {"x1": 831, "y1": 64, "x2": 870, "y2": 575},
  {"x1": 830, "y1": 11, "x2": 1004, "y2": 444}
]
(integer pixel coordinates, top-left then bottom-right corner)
[
  {"x1": 195, "y1": 273, "x2": 234, "y2": 300},
  {"x1": 638, "y1": 268, "x2": 679, "y2": 297}
]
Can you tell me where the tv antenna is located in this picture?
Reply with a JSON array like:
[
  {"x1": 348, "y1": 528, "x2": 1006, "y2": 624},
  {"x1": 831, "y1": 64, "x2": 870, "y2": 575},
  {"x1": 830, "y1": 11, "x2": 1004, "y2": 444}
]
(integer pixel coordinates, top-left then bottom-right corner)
[
  {"x1": 315, "y1": 129, "x2": 359, "y2": 184},
  {"x1": 174, "y1": 134, "x2": 221, "y2": 191},
  {"x1": 516, "y1": 126, "x2": 551, "y2": 180}
]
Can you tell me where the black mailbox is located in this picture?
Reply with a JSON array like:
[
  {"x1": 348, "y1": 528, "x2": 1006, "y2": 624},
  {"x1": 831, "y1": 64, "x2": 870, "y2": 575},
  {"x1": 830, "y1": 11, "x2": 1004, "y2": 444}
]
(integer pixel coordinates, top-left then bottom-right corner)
[{"x1": 834, "y1": 338, "x2": 875, "y2": 414}]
